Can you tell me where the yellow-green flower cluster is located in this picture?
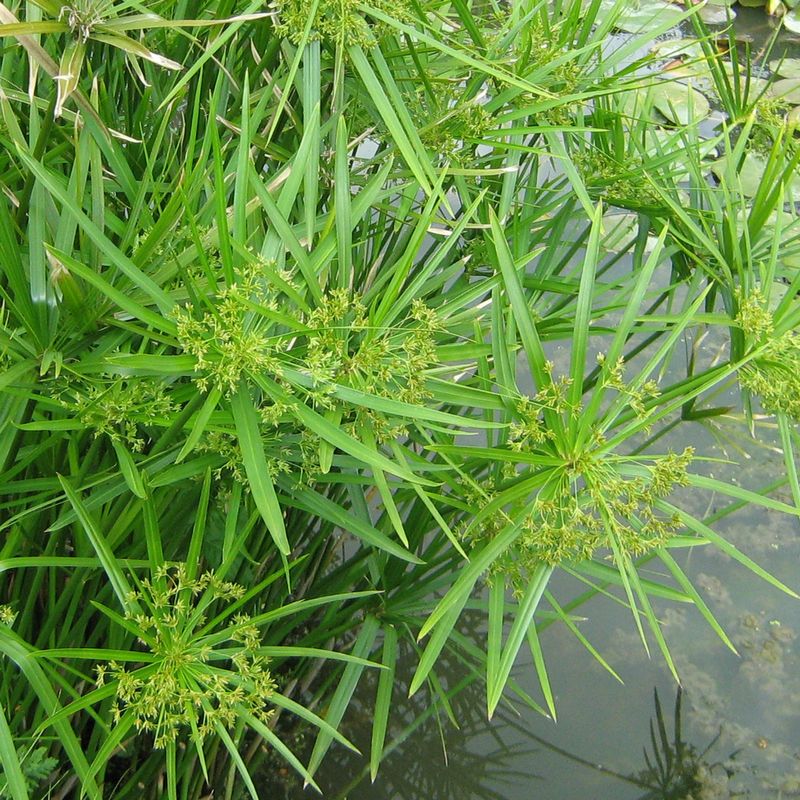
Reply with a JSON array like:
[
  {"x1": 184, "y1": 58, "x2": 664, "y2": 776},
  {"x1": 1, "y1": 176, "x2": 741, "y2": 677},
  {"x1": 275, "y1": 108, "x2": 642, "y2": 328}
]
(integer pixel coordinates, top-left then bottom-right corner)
[
  {"x1": 597, "y1": 353, "x2": 661, "y2": 420},
  {"x1": 199, "y1": 430, "x2": 291, "y2": 484},
  {"x1": 273, "y1": 0, "x2": 408, "y2": 47},
  {"x1": 98, "y1": 565, "x2": 275, "y2": 749},
  {"x1": 520, "y1": 495, "x2": 603, "y2": 566},
  {"x1": 513, "y1": 449, "x2": 693, "y2": 572},
  {"x1": 750, "y1": 97, "x2": 792, "y2": 157},
  {"x1": 417, "y1": 96, "x2": 494, "y2": 167},
  {"x1": 174, "y1": 265, "x2": 283, "y2": 395},
  {"x1": 461, "y1": 359, "x2": 692, "y2": 586},
  {"x1": 302, "y1": 290, "x2": 439, "y2": 406},
  {"x1": 66, "y1": 379, "x2": 174, "y2": 452},
  {"x1": 0, "y1": 604, "x2": 16, "y2": 626},
  {"x1": 574, "y1": 149, "x2": 661, "y2": 207},
  {"x1": 735, "y1": 288, "x2": 774, "y2": 340},
  {"x1": 507, "y1": 363, "x2": 575, "y2": 451},
  {"x1": 736, "y1": 289, "x2": 800, "y2": 422}
]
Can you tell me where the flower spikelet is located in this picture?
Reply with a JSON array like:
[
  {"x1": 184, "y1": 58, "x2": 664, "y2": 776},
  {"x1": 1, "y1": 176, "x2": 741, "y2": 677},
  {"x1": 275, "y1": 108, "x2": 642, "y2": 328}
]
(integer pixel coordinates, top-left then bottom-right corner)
[
  {"x1": 99, "y1": 565, "x2": 275, "y2": 748},
  {"x1": 64, "y1": 378, "x2": 174, "y2": 452},
  {"x1": 273, "y1": 0, "x2": 409, "y2": 47},
  {"x1": 0, "y1": 604, "x2": 16, "y2": 626},
  {"x1": 736, "y1": 289, "x2": 800, "y2": 422},
  {"x1": 174, "y1": 264, "x2": 283, "y2": 396}
]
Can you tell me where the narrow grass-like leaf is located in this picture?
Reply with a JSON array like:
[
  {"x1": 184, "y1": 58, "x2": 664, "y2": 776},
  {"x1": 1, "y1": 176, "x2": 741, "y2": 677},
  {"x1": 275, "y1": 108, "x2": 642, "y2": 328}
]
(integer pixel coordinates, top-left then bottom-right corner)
[
  {"x1": 490, "y1": 207, "x2": 548, "y2": 390},
  {"x1": 54, "y1": 37, "x2": 84, "y2": 117},
  {"x1": 0, "y1": 701, "x2": 28, "y2": 800},
  {"x1": 348, "y1": 45, "x2": 433, "y2": 195},
  {"x1": 280, "y1": 481, "x2": 421, "y2": 563},
  {"x1": 360, "y1": 421, "x2": 407, "y2": 546},
  {"x1": 17, "y1": 153, "x2": 173, "y2": 313},
  {"x1": 778, "y1": 413, "x2": 800, "y2": 512},
  {"x1": 486, "y1": 575, "x2": 505, "y2": 692},
  {"x1": 269, "y1": 692, "x2": 359, "y2": 753},
  {"x1": 0, "y1": 630, "x2": 102, "y2": 800},
  {"x1": 249, "y1": 164, "x2": 323, "y2": 304},
  {"x1": 544, "y1": 590, "x2": 623, "y2": 683},
  {"x1": 186, "y1": 467, "x2": 212, "y2": 581},
  {"x1": 110, "y1": 439, "x2": 146, "y2": 499},
  {"x1": 141, "y1": 496, "x2": 164, "y2": 568},
  {"x1": 488, "y1": 564, "x2": 552, "y2": 717},
  {"x1": 334, "y1": 115, "x2": 351, "y2": 289},
  {"x1": 176, "y1": 387, "x2": 222, "y2": 462},
  {"x1": 658, "y1": 500, "x2": 799, "y2": 598},
  {"x1": 213, "y1": 722, "x2": 259, "y2": 800},
  {"x1": 243, "y1": 712, "x2": 322, "y2": 793},
  {"x1": 527, "y1": 621, "x2": 556, "y2": 721},
  {"x1": 303, "y1": 42, "x2": 321, "y2": 247},
  {"x1": 165, "y1": 739, "x2": 177, "y2": 800},
  {"x1": 307, "y1": 615, "x2": 381, "y2": 778},
  {"x1": 685, "y1": 474, "x2": 800, "y2": 517},
  {"x1": 257, "y1": 375, "x2": 428, "y2": 485},
  {"x1": 57, "y1": 476, "x2": 134, "y2": 611},
  {"x1": 408, "y1": 587, "x2": 470, "y2": 697},
  {"x1": 568, "y1": 203, "x2": 602, "y2": 413},
  {"x1": 370, "y1": 625, "x2": 397, "y2": 782},
  {"x1": 659, "y1": 548, "x2": 736, "y2": 653},
  {"x1": 231, "y1": 383, "x2": 289, "y2": 555},
  {"x1": 419, "y1": 517, "x2": 524, "y2": 640}
]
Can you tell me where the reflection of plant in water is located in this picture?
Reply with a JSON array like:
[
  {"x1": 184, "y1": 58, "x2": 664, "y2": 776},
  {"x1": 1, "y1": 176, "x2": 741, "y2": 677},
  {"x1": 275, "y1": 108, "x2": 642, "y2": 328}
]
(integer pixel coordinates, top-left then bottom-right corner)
[
  {"x1": 632, "y1": 688, "x2": 722, "y2": 800},
  {"x1": 501, "y1": 687, "x2": 735, "y2": 800},
  {"x1": 309, "y1": 615, "x2": 542, "y2": 800}
]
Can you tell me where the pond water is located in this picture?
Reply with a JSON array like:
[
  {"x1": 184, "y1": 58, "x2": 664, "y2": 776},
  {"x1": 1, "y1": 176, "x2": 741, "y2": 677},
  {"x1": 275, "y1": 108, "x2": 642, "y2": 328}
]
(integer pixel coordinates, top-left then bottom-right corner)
[{"x1": 294, "y1": 9, "x2": 800, "y2": 800}]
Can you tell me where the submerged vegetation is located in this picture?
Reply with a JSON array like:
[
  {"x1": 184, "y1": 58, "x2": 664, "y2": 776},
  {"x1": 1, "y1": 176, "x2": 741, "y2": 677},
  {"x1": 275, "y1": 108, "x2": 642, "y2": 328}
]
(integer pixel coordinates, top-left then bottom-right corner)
[{"x1": 1, "y1": 0, "x2": 800, "y2": 796}]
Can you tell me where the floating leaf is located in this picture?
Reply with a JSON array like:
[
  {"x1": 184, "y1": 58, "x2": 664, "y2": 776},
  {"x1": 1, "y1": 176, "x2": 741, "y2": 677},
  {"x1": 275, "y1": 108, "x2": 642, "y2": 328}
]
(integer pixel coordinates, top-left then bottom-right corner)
[
  {"x1": 769, "y1": 77, "x2": 800, "y2": 104},
  {"x1": 650, "y1": 80, "x2": 711, "y2": 125},
  {"x1": 769, "y1": 57, "x2": 800, "y2": 78},
  {"x1": 784, "y1": 7, "x2": 800, "y2": 31},
  {"x1": 595, "y1": 0, "x2": 685, "y2": 33},
  {"x1": 699, "y1": 3, "x2": 736, "y2": 23},
  {"x1": 712, "y1": 150, "x2": 800, "y2": 197}
]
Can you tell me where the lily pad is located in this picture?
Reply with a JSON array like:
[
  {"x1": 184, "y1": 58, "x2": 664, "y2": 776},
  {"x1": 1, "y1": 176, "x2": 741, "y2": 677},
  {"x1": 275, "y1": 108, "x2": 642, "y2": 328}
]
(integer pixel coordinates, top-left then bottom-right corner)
[
  {"x1": 699, "y1": 4, "x2": 736, "y2": 23},
  {"x1": 601, "y1": 212, "x2": 639, "y2": 252},
  {"x1": 650, "y1": 80, "x2": 712, "y2": 125},
  {"x1": 601, "y1": 212, "x2": 664, "y2": 254},
  {"x1": 711, "y1": 151, "x2": 800, "y2": 197},
  {"x1": 620, "y1": 80, "x2": 712, "y2": 130},
  {"x1": 784, "y1": 8, "x2": 800, "y2": 32},
  {"x1": 595, "y1": 0, "x2": 686, "y2": 34},
  {"x1": 768, "y1": 57, "x2": 800, "y2": 78},
  {"x1": 768, "y1": 77, "x2": 800, "y2": 104},
  {"x1": 722, "y1": 62, "x2": 771, "y2": 96},
  {"x1": 651, "y1": 38, "x2": 706, "y2": 61}
]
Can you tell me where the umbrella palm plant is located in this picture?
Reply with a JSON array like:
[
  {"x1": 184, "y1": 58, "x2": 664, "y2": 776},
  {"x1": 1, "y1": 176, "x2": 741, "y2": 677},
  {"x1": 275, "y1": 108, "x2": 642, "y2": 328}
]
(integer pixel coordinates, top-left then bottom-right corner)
[{"x1": 1, "y1": 0, "x2": 800, "y2": 797}]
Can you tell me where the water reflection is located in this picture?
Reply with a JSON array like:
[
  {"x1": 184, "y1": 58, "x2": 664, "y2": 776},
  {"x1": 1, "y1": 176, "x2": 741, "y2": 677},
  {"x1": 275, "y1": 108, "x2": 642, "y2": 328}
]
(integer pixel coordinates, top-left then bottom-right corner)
[
  {"x1": 316, "y1": 623, "x2": 543, "y2": 800},
  {"x1": 523, "y1": 688, "x2": 729, "y2": 800},
  {"x1": 317, "y1": 679, "x2": 741, "y2": 800},
  {"x1": 632, "y1": 689, "x2": 722, "y2": 800}
]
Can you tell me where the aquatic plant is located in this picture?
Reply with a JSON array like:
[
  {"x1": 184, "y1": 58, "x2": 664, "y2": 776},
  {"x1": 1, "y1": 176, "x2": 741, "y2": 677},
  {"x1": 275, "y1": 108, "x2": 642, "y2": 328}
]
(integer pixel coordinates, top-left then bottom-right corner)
[{"x1": 1, "y1": 0, "x2": 799, "y2": 797}]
